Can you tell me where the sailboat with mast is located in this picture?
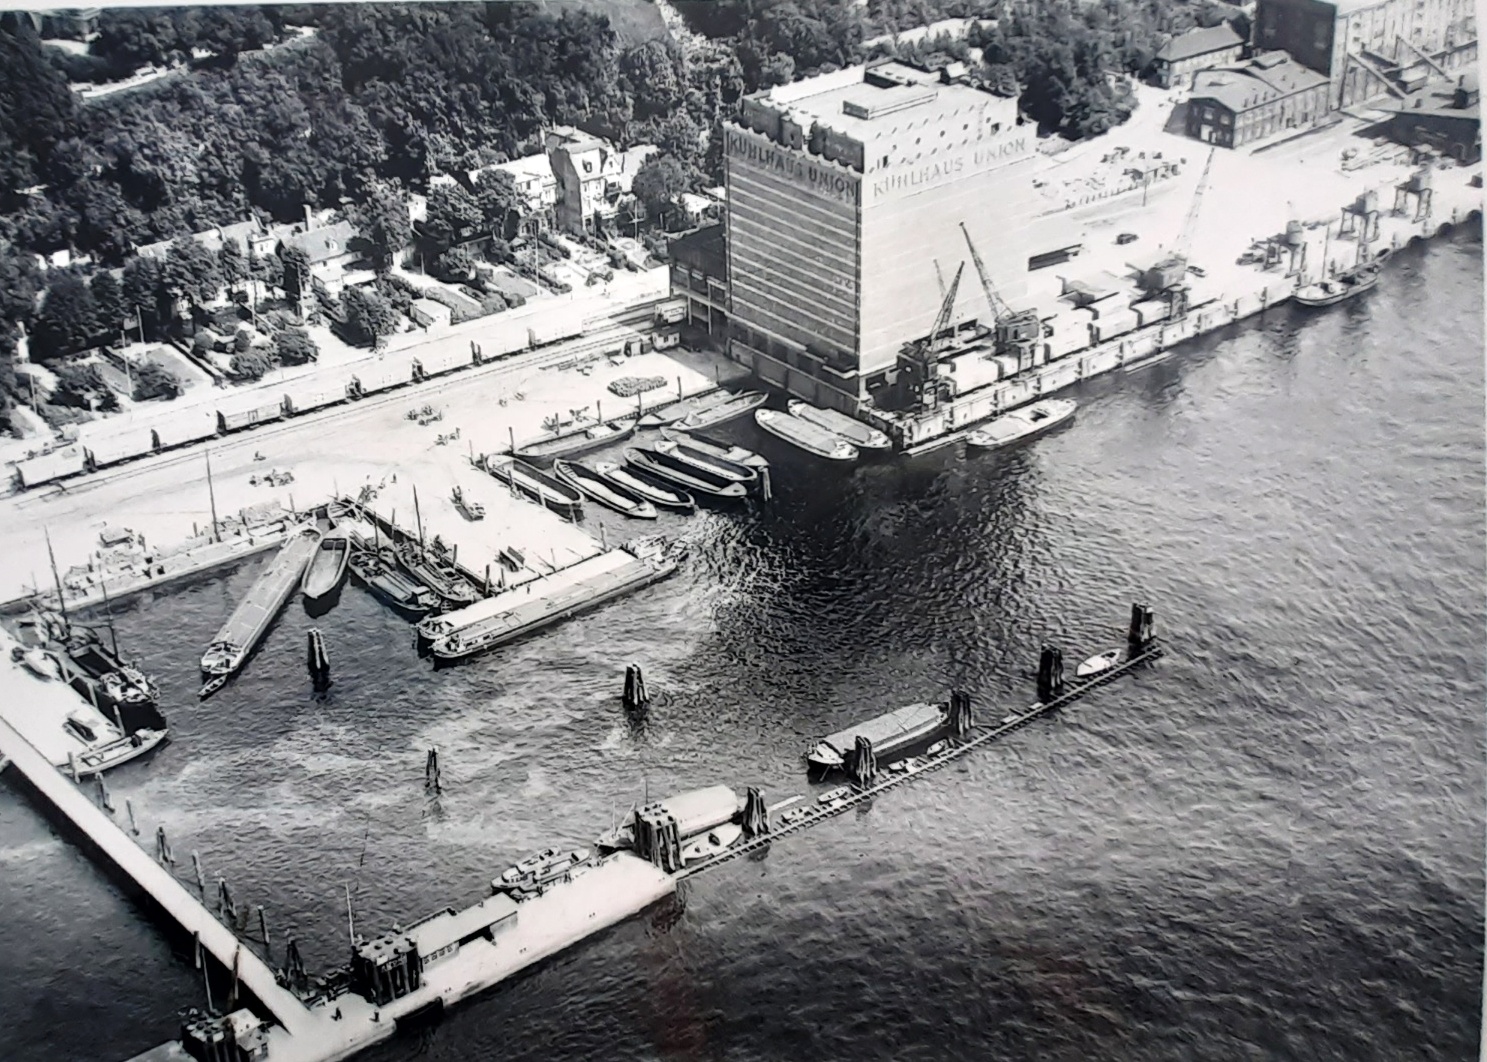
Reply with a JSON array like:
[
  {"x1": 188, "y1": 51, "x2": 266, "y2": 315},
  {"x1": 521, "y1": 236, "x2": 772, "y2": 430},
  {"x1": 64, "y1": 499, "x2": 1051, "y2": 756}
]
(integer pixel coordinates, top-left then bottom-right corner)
[{"x1": 1294, "y1": 221, "x2": 1382, "y2": 308}]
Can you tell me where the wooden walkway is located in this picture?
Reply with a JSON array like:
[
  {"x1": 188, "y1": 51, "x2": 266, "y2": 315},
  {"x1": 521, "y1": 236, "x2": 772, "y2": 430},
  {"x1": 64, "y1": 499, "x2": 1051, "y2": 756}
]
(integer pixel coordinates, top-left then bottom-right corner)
[
  {"x1": 677, "y1": 642, "x2": 1165, "y2": 880},
  {"x1": 0, "y1": 712, "x2": 316, "y2": 1037}
]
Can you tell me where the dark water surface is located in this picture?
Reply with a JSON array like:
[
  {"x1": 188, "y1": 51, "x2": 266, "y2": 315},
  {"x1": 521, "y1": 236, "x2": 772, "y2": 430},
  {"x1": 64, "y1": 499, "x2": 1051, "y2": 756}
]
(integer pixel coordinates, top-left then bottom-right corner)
[{"x1": 1, "y1": 233, "x2": 1482, "y2": 1062}]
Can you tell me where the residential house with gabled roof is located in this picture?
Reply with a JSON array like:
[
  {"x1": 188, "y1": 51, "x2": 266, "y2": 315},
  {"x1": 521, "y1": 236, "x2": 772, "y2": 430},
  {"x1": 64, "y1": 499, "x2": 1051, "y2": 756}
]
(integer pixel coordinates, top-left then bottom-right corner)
[
  {"x1": 1153, "y1": 24, "x2": 1247, "y2": 88},
  {"x1": 545, "y1": 126, "x2": 659, "y2": 235}
]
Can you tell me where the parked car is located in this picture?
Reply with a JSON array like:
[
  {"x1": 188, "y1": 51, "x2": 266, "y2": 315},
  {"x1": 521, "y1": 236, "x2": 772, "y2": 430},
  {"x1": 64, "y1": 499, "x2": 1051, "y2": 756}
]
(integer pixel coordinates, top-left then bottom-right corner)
[{"x1": 1116, "y1": 232, "x2": 1139, "y2": 245}]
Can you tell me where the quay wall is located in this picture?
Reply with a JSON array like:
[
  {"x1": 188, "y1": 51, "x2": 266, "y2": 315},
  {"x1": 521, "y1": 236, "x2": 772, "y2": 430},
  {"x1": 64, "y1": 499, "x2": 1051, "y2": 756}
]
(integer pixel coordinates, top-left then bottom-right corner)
[{"x1": 880, "y1": 198, "x2": 1483, "y2": 449}]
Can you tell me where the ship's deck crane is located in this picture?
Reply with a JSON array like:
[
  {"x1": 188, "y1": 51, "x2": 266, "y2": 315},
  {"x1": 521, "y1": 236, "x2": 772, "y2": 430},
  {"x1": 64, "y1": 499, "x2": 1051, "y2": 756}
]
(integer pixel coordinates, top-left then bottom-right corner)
[{"x1": 960, "y1": 222, "x2": 1041, "y2": 370}]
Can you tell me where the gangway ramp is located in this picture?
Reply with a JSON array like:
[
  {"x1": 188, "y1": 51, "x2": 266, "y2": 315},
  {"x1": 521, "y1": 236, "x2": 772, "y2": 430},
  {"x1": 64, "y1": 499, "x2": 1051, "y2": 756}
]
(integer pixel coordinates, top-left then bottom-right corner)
[{"x1": 0, "y1": 712, "x2": 315, "y2": 1038}]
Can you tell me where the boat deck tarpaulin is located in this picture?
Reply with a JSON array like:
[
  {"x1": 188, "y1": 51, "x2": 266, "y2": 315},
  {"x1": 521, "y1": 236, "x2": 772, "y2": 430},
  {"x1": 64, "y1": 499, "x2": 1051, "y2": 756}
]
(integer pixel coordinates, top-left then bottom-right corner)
[
  {"x1": 205, "y1": 528, "x2": 319, "y2": 655},
  {"x1": 421, "y1": 549, "x2": 631, "y2": 637},
  {"x1": 819, "y1": 702, "x2": 945, "y2": 755},
  {"x1": 15, "y1": 448, "x2": 86, "y2": 488}
]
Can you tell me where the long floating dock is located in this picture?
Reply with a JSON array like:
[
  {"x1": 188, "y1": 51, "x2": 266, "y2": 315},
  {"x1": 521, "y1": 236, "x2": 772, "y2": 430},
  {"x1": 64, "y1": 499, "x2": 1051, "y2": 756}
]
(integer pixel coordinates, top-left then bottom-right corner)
[
  {"x1": 676, "y1": 639, "x2": 1165, "y2": 880},
  {"x1": 0, "y1": 709, "x2": 317, "y2": 1039}
]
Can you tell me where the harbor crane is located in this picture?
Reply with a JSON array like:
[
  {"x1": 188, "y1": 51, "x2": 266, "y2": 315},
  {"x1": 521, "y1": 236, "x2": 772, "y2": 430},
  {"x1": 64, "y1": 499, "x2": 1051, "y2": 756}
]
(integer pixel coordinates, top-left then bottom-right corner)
[
  {"x1": 903, "y1": 262, "x2": 965, "y2": 412},
  {"x1": 959, "y1": 221, "x2": 1042, "y2": 371},
  {"x1": 1138, "y1": 147, "x2": 1215, "y2": 319}
]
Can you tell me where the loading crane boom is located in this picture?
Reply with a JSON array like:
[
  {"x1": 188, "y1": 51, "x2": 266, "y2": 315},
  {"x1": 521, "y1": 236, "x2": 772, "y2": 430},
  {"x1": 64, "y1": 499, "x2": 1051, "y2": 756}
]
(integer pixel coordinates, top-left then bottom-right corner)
[
  {"x1": 929, "y1": 263, "x2": 965, "y2": 357},
  {"x1": 960, "y1": 221, "x2": 1041, "y2": 364},
  {"x1": 934, "y1": 259, "x2": 948, "y2": 302},
  {"x1": 1172, "y1": 147, "x2": 1215, "y2": 269}
]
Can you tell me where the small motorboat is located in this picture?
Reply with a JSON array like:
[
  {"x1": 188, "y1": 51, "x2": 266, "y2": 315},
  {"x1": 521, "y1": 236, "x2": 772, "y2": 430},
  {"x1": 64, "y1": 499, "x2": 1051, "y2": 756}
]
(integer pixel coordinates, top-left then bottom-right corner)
[
  {"x1": 553, "y1": 460, "x2": 659, "y2": 520},
  {"x1": 673, "y1": 390, "x2": 768, "y2": 432},
  {"x1": 623, "y1": 448, "x2": 748, "y2": 500},
  {"x1": 660, "y1": 428, "x2": 769, "y2": 470},
  {"x1": 779, "y1": 807, "x2": 812, "y2": 826},
  {"x1": 965, "y1": 399, "x2": 1077, "y2": 451},
  {"x1": 924, "y1": 741, "x2": 947, "y2": 757},
  {"x1": 302, "y1": 528, "x2": 351, "y2": 603},
  {"x1": 1075, "y1": 649, "x2": 1123, "y2": 679},
  {"x1": 592, "y1": 461, "x2": 696, "y2": 513},
  {"x1": 681, "y1": 822, "x2": 744, "y2": 865},
  {"x1": 652, "y1": 438, "x2": 758, "y2": 487},
  {"x1": 817, "y1": 786, "x2": 853, "y2": 806},
  {"x1": 1294, "y1": 262, "x2": 1381, "y2": 308}
]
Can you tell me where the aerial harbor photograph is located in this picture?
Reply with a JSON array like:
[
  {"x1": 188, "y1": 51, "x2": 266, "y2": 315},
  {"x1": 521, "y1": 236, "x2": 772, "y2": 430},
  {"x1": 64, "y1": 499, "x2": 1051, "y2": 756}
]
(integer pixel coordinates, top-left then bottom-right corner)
[{"x1": 0, "y1": 0, "x2": 1481, "y2": 1059}]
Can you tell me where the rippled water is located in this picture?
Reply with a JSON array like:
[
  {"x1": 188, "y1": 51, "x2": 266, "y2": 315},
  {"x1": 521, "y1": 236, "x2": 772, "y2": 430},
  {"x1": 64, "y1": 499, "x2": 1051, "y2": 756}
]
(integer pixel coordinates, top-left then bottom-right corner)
[{"x1": 1, "y1": 232, "x2": 1481, "y2": 1062}]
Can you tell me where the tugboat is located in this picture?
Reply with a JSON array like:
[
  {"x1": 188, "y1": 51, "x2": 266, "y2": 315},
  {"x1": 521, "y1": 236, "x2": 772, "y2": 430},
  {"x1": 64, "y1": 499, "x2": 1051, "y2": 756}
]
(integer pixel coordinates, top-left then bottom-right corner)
[
  {"x1": 1293, "y1": 261, "x2": 1381, "y2": 307},
  {"x1": 452, "y1": 485, "x2": 485, "y2": 521}
]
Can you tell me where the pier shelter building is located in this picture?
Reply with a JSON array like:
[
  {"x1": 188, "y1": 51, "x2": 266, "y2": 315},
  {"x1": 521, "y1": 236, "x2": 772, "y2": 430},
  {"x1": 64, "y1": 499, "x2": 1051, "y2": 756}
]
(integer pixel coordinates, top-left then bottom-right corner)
[{"x1": 723, "y1": 60, "x2": 1039, "y2": 414}]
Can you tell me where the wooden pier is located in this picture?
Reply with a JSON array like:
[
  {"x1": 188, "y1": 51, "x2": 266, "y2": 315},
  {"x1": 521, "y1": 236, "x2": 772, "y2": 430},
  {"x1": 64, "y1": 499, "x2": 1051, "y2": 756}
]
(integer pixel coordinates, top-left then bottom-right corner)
[{"x1": 676, "y1": 640, "x2": 1165, "y2": 880}]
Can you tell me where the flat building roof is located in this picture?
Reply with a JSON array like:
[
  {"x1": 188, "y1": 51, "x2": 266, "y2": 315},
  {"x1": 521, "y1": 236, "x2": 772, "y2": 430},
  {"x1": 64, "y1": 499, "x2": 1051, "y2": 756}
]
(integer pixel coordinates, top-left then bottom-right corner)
[{"x1": 751, "y1": 61, "x2": 1011, "y2": 145}]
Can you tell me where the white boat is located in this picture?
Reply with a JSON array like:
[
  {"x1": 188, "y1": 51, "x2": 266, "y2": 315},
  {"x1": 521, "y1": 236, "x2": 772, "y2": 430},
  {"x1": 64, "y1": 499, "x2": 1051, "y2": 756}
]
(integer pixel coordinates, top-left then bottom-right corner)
[
  {"x1": 924, "y1": 741, "x2": 947, "y2": 757},
  {"x1": 965, "y1": 399, "x2": 1077, "y2": 451},
  {"x1": 806, "y1": 700, "x2": 950, "y2": 771},
  {"x1": 817, "y1": 786, "x2": 853, "y2": 806},
  {"x1": 68, "y1": 726, "x2": 169, "y2": 777},
  {"x1": 754, "y1": 409, "x2": 859, "y2": 462},
  {"x1": 779, "y1": 807, "x2": 812, "y2": 826},
  {"x1": 14, "y1": 646, "x2": 57, "y2": 680},
  {"x1": 1075, "y1": 649, "x2": 1122, "y2": 679},
  {"x1": 660, "y1": 428, "x2": 768, "y2": 469},
  {"x1": 681, "y1": 822, "x2": 744, "y2": 865},
  {"x1": 786, "y1": 400, "x2": 893, "y2": 451}
]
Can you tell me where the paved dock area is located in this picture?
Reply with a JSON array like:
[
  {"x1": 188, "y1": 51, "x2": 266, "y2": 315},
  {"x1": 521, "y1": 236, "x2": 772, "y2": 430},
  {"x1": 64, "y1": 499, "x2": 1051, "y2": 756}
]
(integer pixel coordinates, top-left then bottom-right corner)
[{"x1": 0, "y1": 628, "x2": 131, "y2": 769}]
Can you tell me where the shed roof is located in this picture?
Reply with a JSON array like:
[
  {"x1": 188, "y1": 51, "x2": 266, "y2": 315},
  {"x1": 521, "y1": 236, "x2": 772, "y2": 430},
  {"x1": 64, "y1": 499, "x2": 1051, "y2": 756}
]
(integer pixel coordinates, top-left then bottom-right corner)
[
  {"x1": 407, "y1": 896, "x2": 518, "y2": 957},
  {"x1": 1155, "y1": 24, "x2": 1243, "y2": 63},
  {"x1": 1190, "y1": 52, "x2": 1329, "y2": 113},
  {"x1": 281, "y1": 220, "x2": 358, "y2": 264}
]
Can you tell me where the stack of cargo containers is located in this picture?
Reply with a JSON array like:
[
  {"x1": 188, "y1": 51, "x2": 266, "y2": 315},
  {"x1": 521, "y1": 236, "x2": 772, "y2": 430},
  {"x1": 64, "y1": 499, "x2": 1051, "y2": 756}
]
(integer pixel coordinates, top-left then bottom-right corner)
[
  {"x1": 938, "y1": 347, "x2": 1002, "y2": 396},
  {"x1": 1040, "y1": 310, "x2": 1090, "y2": 362},
  {"x1": 1090, "y1": 306, "x2": 1140, "y2": 343},
  {"x1": 1131, "y1": 299, "x2": 1171, "y2": 328}
]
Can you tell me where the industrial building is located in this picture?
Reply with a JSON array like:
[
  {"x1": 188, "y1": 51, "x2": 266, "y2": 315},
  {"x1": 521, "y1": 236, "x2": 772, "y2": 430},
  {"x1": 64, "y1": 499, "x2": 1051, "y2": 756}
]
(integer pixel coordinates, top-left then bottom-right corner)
[
  {"x1": 1187, "y1": 51, "x2": 1332, "y2": 147},
  {"x1": 1151, "y1": 24, "x2": 1246, "y2": 88},
  {"x1": 667, "y1": 224, "x2": 728, "y2": 337},
  {"x1": 1253, "y1": 0, "x2": 1478, "y2": 109},
  {"x1": 1382, "y1": 70, "x2": 1482, "y2": 162},
  {"x1": 724, "y1": 60, "x2": 1039, "y2": 413}
]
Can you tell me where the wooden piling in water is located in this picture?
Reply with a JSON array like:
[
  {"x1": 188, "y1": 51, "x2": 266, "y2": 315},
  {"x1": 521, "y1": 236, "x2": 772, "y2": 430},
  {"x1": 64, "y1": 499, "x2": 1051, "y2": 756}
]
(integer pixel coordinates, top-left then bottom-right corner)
[
  {"x1": 622, "y1": 663, "x2": 650, "y2": 712},
  {"x1": 425, "y1": 748, "x2": 442, "y2": 794},
  {"x1": 126, "y1": 799, "x2": 138, "y2": 835},
  {"x1": 193, "y1": 851, "x2": 206, "y2": 892}
]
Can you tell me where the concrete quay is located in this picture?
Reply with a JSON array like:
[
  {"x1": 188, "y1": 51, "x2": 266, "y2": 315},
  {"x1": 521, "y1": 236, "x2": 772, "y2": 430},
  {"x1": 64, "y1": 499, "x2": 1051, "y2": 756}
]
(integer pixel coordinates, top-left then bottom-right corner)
[{"x1": 881, "y1": 163, "x2": 1483, "y2": 451}]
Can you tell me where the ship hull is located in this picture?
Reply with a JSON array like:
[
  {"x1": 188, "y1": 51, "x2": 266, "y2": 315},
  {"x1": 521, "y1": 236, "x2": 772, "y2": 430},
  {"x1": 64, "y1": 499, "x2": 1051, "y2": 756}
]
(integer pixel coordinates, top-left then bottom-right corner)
[
  {"x1": 513, "y1": 420, "x2": 637, "y2": 465},
  {"x1": 806, "y1": 701, "x2": 950, "y2": 772},
  {"x1": 965, "y1": 399, "x2": 1077, "y2": 451},
  {"x1": 592, "y1": 462, "x2": 697, "y2": 513},
  {"x1": 754, "y1": 410, "x2": 859, "y2": 462},
  {"x1": 660, "y1": 428, "x2": 769, "y2": 469},
  {"x1": 652, "y1": 439, "x2": 758, "y2": 486},
  {"x1": 302, "y1": 532, "x2": 351, "y2": 602},
  {"x1": 199, "y1": 526, "x2": 321, "y2": 681},
  {"x1": 674, "y1": 391, "x2": 768, "y2": 432},
  {"x1": 553, "y1": 461, "x2": 659, "y2": 519},
  {"x1": 786, "y1": 400, "x2": 893, "y2": 451},
  {"x1": 623, "y1": 449, "x2": 748, "y2": 499},
  {"x1": 484, "y1": 456, "x2": 585, "y2": 519}
]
